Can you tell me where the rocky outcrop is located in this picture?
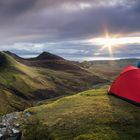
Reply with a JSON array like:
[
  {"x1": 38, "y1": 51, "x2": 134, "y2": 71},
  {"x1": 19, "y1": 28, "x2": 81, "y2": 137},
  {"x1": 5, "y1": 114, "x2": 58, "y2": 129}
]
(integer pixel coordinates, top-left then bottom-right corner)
[{"x1": 0, "y1": 113, "x2": 21, "y2": 140}]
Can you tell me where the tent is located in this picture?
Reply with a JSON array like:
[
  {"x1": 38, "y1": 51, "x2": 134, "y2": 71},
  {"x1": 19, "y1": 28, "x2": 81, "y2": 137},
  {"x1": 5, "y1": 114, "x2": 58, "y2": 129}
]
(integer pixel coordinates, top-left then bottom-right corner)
[{"x1": 108, "y1": 65, "x2": 140, "y2": 104}]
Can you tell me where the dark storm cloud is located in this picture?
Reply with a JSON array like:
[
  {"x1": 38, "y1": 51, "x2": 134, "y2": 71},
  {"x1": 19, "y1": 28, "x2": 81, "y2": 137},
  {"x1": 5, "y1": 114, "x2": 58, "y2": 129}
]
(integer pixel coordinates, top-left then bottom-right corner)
[
  {"x1": 0, "y1": 0, "x2": 37, "y2": 18},
  {"x1": 0, "y1": 0, "x2": 139, "y2": 60},
  {"x1": 0, "y1": 0, "x2": 139, "y2": 42}
]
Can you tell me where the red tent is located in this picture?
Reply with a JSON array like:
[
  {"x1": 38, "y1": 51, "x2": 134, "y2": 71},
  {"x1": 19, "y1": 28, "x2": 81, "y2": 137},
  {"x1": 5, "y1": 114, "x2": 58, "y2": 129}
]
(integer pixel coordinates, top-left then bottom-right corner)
[{"x1": 108, "y1": 65, "x2": 140, "y2": 104}]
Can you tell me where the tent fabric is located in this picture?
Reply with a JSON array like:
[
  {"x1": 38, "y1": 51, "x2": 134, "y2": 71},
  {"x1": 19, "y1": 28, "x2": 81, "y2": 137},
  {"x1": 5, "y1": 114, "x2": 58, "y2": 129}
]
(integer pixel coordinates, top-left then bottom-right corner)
[
  {"x1": 120, "y1": 65, "x2": 138, "y2": 74},
  {"x1": 109, "y1": 65, "x2": 140, "y2": 104}
]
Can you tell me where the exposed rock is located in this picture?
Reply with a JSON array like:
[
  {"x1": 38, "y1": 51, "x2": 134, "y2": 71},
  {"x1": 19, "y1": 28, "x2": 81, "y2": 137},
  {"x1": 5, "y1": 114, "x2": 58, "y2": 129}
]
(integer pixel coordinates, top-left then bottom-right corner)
[{"x1": 0, "y1": 112, "x2": 21, "y2": 140}]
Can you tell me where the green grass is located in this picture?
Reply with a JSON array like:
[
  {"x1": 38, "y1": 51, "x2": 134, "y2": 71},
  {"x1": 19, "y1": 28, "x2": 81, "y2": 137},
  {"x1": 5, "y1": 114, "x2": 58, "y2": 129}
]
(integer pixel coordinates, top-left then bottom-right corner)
[
  {"x1": 0, "y1": 52, "x2": 55, "y2": 114},
  {"x1": 0, "y1": 52, "x2": 106, "y2": 114},
  {"x1": 21, "y1": 86, "x2": 140, "y2": 140}
]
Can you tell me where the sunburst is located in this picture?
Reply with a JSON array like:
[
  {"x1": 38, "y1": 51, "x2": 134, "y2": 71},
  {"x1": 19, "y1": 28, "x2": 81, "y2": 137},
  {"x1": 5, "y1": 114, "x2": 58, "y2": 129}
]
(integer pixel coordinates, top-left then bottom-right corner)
[
  {"x1": 99, "y1": 32, "x2": 119, "y2": 56},
  {"x1": 89, "y1": 31, "x2": 121, "y2": 57}
]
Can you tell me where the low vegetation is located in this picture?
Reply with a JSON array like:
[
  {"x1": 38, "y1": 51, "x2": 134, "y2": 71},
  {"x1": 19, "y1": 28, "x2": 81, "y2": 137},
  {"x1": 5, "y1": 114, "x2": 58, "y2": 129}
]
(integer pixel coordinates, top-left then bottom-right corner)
[
  {"x1": 21, "y1": 86, "x2": 140, "y2": 140},
  {"x1": 0, "y1": 52, "x2": 106, "y2": 114},
  {"x1": 81, "y1": 59, "x2": 139, "y2": 80},
  {"x1": 0, "y1": 51, "x2": 139, "y2": 140}
]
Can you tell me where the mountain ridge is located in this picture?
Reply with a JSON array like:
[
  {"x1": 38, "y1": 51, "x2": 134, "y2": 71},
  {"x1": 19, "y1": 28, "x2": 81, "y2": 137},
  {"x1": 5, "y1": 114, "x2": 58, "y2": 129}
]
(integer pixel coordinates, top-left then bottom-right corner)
[
  {"x1": 33, "y1": 51, "x2": 64, "y2": 60},
  {"x1": 0, "y1": 51, "x2": 107, "y2": 114}
]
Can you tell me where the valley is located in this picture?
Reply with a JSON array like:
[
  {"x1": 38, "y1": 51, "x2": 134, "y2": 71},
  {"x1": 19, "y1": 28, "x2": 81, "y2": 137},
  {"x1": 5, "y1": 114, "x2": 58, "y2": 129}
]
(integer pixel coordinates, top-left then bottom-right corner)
[
  {"x1": 0, "y1": 51, "x2": 139, "y2": 140},
  {"x1": 0, "y1": 51, "x2": 106, "y2": 114}
]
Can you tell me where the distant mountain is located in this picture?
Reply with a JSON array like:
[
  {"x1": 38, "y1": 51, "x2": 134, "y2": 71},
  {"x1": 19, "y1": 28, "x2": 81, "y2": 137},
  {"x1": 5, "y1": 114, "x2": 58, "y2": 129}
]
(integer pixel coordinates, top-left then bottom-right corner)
[
  {"x1": 81, "y1": 59, "x2": 140, "y2": 80},
  {"x1": 0, "y1": 51, "x2": 107, "y2": 114},
  {"x1": 34, "y1": 52, "x2": 64, "y2": 60},
  {"x1": 5, "y1": 51, "x2": 88, "y2": 71},
  {"x1": 4, "y1": 51, "x2": 23, "y2": 60},
  {"x1": 5, "y1": 51, "x2": 64, "y2": 61}
]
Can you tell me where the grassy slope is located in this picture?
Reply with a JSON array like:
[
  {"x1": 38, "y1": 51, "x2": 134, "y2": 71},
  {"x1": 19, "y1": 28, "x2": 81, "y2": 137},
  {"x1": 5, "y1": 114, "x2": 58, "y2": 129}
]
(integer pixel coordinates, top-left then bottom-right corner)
[
  {"x1": 0, "y1": 52, "x2": 106, "y2": 114},
  {"x1": 21, "y1": 86, "x2": 140, "y2": 140},
  {"x1": 0, "y1": 52, "x2": 51, "y2": 114},
  {"x1": 81, "y1": 59, "x2": 139, "y2": 80}
]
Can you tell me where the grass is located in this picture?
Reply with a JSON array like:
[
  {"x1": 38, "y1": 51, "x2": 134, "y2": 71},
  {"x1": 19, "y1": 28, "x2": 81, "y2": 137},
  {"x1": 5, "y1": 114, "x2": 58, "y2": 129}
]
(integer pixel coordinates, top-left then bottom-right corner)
[
  {"x1": 0, "y1": 52, "x2": 54, "y2": 114},
  {"x1": 0, "y1": 52, "x2": 106, "y2": 114},
  {"x1": 81, "y1": 59, "x2": 139, "y2": 80},
  {"x1": 21, "y1": 86, "x2": 140, "y2": 140},
  {"x1": 0, "y1": 52, "x2": 139, "y2": 139}
]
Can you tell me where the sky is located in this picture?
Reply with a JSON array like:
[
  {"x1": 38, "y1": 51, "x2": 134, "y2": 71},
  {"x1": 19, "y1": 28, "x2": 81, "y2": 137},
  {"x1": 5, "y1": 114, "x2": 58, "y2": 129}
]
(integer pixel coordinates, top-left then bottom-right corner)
[{"x1": 0, "y1": 0, "x2": 140, "y2": 61}]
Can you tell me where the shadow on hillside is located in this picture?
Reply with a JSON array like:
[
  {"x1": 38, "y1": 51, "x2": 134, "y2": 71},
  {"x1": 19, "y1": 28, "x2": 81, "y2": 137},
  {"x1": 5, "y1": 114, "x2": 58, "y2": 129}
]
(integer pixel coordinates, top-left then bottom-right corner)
[
  {"x1": 21, "y1": 120, "x2": 52, "y2": 140},
  {"x1": 108, "y1": 95, "x2": 140, "y2": 140}
]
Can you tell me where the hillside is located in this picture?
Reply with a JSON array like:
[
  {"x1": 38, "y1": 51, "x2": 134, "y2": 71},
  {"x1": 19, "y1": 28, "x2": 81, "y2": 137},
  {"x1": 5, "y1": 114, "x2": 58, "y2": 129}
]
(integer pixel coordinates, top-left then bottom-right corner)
[
  {"x1": 34, "y1": 52, "x2": 64, "y2": 60},
  {"x1": 1, "y1": 53, "x2": 140, "y2": 140},
  {"x1": 7, "y1": 51, "x2": 87, "y2": 71},
  {"x1": 81, "y1": 59, "x2": 139, "y2": 80},
  {"x1": 20, "y1": 86, "x2": 140, "y2": 140},
  {"x1": 0, "y1": 52, "x2": 106, "y2": 114}
]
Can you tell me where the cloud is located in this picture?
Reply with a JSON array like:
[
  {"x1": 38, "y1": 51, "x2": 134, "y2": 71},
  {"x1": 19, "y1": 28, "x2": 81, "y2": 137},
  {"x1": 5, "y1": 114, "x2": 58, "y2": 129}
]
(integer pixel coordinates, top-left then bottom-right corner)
[
  {"x1": 0, "y1": 0, "x2": 139, "y2": 60},
  {"x1": 0, "y1": 0, "x2": 36, "y2": 16}
]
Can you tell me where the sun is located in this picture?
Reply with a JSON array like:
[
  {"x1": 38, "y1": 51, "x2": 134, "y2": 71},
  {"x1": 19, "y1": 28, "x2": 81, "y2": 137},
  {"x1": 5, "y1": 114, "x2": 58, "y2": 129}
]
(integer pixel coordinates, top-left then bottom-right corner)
[
  {"x1": 89, "y1": 31, "x2": 120, "y2": 57},
  {"x1": 88, "y1": 31, "x2": 140, "y2": 58},
  {"x1": 99, "y1": 32, "x2": 118, "y2": 56}
]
